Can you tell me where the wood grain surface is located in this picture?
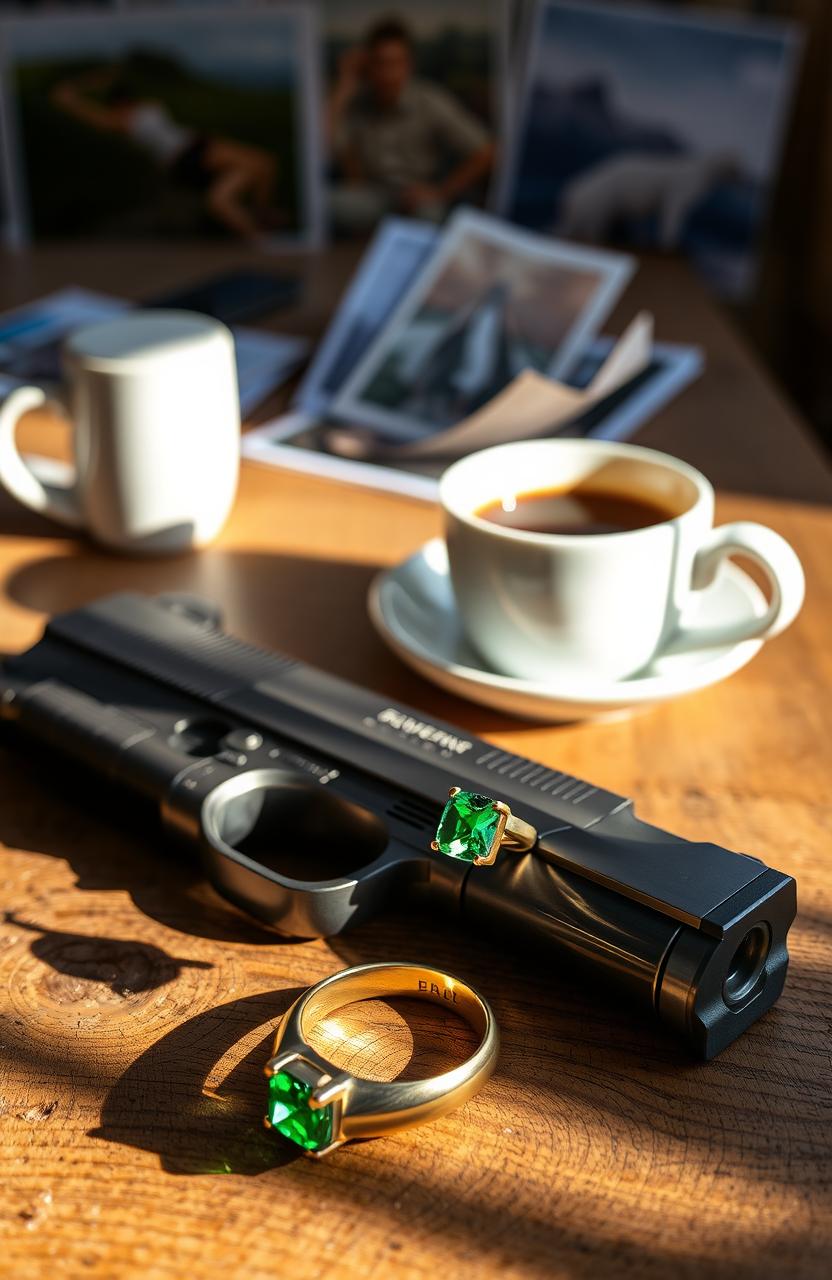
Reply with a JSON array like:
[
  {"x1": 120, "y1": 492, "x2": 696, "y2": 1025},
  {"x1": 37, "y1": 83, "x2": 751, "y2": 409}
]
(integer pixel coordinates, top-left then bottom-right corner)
[{"x1": 0, "y1": 251, "x2": 830, "y2": 1280}]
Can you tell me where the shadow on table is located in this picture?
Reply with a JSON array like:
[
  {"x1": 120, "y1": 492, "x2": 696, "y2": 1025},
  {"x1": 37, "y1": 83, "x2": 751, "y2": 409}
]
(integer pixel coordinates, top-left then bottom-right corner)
[
  {"x1": 326, "y1": 910, "x2": 831, "y2": 1172},
  {"x1": 88, "y1": 966, "x2": 826, "y2": 1278},
  {"x1": 3, "y1": 544, "x2": 557, "y2": 734},
  {"x1": 0, "y1": 542, "x2": 571, "y2": 945},
  {"x1": 0, "y1": 735, "x2": 292, "y2": 945},
  {"x1": 3, "y1": 909, "x2": 212, "y2": 995},
  {"x1": 91, "y1": 989, "x2": 305, "y2": 1174},
  {"x1": 92, "y1": 984, "x2": 479, "y2": 1176}
]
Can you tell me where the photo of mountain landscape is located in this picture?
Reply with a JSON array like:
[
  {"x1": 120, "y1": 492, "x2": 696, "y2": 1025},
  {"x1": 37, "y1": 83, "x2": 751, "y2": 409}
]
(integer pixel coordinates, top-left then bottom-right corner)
[{"x1": 501, "y1": 0, "x2": 802, "y2": 298}]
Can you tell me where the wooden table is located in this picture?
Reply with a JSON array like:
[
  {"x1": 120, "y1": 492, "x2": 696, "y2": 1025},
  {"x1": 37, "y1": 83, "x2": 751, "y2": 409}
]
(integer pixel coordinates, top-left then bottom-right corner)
[
  {"x1": 0, "y1": 248, "x2": 830, "y2": 1280},
  {"x1": 1, "y1": 241, "x2": 830, "y2": 503}
]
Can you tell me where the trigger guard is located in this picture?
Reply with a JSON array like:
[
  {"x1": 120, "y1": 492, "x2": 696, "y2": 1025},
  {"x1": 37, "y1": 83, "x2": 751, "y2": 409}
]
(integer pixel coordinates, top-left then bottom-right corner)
[{"x1": 193, "y1": 767, "x2": 398, "y2": 938}]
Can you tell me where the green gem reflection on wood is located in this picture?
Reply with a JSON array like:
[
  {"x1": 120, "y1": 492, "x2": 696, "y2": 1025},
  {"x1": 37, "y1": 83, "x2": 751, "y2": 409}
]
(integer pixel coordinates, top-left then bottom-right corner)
[
  {"x1": 267, "y1": 1070, "x2": 333, "y2": 1151},
  {"x1": 435, "y1": 790, "x2": 500, "y2": 862}
]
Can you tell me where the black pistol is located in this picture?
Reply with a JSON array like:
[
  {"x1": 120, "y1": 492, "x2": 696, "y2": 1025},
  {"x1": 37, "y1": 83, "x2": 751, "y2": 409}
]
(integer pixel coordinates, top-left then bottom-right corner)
[{"x1": 0, "y1": 591, "x2": 795, "y2": 1059}]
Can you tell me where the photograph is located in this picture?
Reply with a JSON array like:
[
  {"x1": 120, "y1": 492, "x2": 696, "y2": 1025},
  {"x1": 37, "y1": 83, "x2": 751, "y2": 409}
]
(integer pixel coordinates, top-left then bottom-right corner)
[
  {"x1": 0, "y1": 5, "x2": 323, "y2": 246},
  {"x1": 243, "y1": 337, "x2": 703, "y2": 502},
  {"x1": 295, "y1": 215, "x2": 437, "y2": 418},
  {"x1": 500, "y1": 0, "x2": 803, "y2": 298},
  {"x1": 332, "y1": 206, "x2": 634, "y2": 438},
  {"x1": 0, "y1": 285, "x2": 308, "y2": 414},
  {"x1": 322, "y1": 0, "x2": 506, "y2": 235}
]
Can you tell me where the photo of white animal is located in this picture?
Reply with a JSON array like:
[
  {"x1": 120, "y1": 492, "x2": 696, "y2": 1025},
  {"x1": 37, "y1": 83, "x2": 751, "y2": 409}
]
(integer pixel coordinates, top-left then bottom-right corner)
[
  {"x1": 556, "y1": 151, "x2": 740, "y2": 249},
  {"x1": 501, "y1": 0, "x2": 802, "y2": 298}
]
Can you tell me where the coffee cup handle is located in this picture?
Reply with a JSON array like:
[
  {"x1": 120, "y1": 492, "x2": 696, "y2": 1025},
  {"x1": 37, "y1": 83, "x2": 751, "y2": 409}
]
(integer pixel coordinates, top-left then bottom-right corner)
[
  {"x1": 0, "y1": 386, "x2": 82, "y2": 527},
  {"x1": 671, "y1": 521, "x2": 805, "y2": 652}
]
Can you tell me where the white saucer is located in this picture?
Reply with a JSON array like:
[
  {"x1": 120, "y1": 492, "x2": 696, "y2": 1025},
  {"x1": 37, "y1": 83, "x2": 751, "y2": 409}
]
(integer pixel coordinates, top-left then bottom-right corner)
[{"x1": 368, "y1": 538, "x2": 768, "y2": 722}]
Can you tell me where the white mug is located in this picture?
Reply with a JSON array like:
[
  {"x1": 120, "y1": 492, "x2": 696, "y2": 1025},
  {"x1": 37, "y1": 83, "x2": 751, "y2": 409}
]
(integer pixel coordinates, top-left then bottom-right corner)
[
  {"x1": 0, "y1": 310, "x2": 240, "y2": 553},
  {"x1": 440, "y1": 439, "x2": 805, "y2": 683}
]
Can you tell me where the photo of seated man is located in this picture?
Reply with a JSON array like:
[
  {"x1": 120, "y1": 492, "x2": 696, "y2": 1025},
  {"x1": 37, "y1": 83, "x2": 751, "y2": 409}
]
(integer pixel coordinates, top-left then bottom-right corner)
[{"x1": 326, "y1": 12, "x2": 497, "y2": 234}]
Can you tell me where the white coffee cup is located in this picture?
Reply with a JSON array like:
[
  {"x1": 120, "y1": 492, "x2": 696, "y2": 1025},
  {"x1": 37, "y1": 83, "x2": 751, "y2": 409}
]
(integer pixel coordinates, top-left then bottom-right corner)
[
  {"x1": 440, "y1": 439, "x2": 805, "y2": 683},
  {"x1": 0, "y1": 310, "x2": 240, "y2": 554}
]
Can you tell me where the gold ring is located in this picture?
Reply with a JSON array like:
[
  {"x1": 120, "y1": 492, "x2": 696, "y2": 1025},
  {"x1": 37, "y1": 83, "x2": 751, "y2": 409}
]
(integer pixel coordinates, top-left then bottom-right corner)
[
  {"x1": 264, "y1": 961, "x2": 499, "y2": 1158},
  {"x1": 431, "y1": 786, "x2": 538, "y2": 866}
]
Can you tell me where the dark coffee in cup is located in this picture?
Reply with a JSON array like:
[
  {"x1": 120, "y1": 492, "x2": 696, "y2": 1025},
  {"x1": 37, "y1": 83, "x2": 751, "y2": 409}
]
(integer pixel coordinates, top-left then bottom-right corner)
[
  {"x1": 476, "y1": 484, "x2": 678, "y2": 537},
  {"x1": 441, "y1": 440, "x2": 804, "y2": 683}
]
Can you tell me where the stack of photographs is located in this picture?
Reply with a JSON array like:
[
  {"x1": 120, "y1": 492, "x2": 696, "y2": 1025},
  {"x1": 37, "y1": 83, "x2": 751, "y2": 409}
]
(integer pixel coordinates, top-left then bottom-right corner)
[
  {"x1": 243, "y1": 208, "x2": 703, "y2": 501},
  {"x1": 332, "y1": 207, "x2": 635, "y2": 438}
]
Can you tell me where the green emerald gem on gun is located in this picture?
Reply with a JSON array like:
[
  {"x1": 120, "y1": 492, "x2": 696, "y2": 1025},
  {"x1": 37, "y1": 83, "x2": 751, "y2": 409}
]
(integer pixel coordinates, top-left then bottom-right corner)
[
  {"x1": 433, "y1": 790, "x2": 501, "y2": 863},
  {"x1": 266, "y1": 1070, "x2": 333, "y2": 1152}
]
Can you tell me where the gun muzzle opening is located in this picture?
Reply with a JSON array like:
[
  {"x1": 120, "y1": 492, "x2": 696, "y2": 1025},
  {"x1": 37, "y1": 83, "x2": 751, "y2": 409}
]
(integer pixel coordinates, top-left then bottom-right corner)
[{"x1": 723, "y1": 923, "x2": 771, "y2": 1007}]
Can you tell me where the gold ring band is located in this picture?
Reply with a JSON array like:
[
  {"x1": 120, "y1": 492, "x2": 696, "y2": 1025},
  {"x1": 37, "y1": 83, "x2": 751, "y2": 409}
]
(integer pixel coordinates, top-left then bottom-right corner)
[
  {"x1": 431, "y1": 786, "x2": 538, "y2": 867},
  {"x1": 264, "y1": 961, "x2": 499, "y2": 1158}
]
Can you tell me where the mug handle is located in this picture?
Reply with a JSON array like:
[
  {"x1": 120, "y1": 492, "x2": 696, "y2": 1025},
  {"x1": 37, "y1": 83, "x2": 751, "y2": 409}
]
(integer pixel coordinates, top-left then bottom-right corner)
[
  {"x1": 669, "y1": 521, "x2": 805, "y2": 653},
  {"x1": 0, "y1": 386, "x2": 82, "y2": 527}
]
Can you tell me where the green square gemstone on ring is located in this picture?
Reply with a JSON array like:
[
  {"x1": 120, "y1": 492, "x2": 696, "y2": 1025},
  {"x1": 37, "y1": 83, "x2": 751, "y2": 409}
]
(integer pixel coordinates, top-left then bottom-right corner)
[
  {"x1": 435, "y1": 790, "x2": 500, "y2": 863},
  {"x1": 267, "y1": 1069, "x2": 333, "y2": 1152}
]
